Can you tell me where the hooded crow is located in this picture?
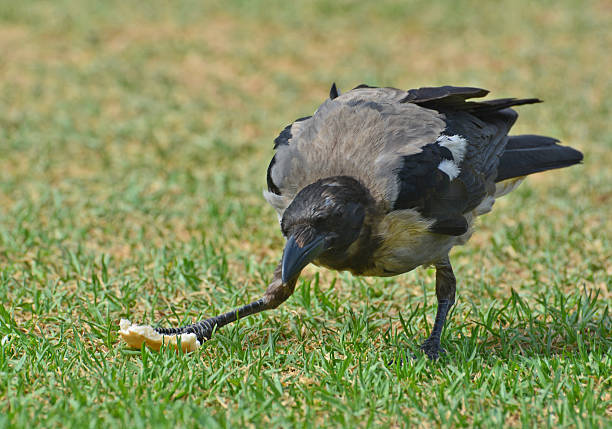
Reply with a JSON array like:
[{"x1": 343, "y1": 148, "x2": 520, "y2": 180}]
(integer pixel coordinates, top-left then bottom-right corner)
[{"x1": 156, "y1": 83, "x2": 583, "y2": 359}]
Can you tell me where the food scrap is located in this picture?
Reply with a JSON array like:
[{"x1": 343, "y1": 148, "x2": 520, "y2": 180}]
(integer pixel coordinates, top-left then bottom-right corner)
[{"x1": 118, "y1": 319, "x2": 201, "y2": 353}]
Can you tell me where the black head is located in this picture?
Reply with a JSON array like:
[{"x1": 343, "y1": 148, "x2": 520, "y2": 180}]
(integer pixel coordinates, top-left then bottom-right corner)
[{"x1": 280, "y1": 176, "x2": 370, "y2": 282}]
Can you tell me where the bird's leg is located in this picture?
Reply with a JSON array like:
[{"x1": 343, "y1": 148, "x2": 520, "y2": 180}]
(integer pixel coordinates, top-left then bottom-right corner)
[
  {"x1": 155, "y1": 264, "x2": 297, "y2": 343},
  {"x1": 420, "y1": 257, "x2": 456, "y2": 360}
]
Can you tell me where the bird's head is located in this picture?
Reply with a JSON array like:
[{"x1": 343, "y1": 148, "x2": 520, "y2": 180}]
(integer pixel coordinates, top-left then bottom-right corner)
[{"x1": 280, "y1": 176, "x2": 370, "y2": 283}]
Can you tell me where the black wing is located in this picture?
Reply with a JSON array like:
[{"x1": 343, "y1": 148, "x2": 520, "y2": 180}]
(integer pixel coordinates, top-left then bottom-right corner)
[{"x1": 393, "y1": 86, "x2": 540, "y2": 235}]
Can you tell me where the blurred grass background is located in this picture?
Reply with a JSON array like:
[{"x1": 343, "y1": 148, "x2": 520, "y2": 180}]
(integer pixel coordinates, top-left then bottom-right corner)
[{"x1": 0, "y1": 0, "x2": 610, "y2": 427}]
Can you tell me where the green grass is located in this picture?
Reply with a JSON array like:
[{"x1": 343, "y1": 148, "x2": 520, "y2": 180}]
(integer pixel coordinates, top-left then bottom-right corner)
[{"x1": 1, "y1": 0, "x2": 611, "y2": 427}]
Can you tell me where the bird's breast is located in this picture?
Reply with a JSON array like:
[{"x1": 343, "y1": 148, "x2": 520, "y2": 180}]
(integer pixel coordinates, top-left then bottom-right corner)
[
  {"x1": 312, "y1": 208, "x2": 466, "y2": 277},
  {"x1": 367, "y1": 209, "x2": 460, "y2": 276}
]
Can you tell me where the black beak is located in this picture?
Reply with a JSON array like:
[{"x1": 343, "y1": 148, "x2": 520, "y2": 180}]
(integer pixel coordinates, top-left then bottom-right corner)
[{"x1": 281, "y1": 234, "x2": 326, "y2": 283}]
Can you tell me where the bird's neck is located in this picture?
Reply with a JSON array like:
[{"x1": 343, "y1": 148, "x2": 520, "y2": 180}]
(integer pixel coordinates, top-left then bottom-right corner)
[{"x1": 315, "y1": 207, "x2": 383, "y2": 276}]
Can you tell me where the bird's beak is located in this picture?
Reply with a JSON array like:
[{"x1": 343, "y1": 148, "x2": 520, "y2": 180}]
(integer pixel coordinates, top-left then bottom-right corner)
[{"x1": 281, "y1": 234, "x2": 326, "y2": 283}]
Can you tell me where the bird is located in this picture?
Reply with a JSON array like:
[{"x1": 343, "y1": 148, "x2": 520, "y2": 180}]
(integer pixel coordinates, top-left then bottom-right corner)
[{"x1": 156, "y1": 83, "x2": 583, "y2": 359}]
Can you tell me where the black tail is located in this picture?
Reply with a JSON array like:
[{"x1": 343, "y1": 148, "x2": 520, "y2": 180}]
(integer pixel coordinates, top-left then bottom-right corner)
[{"x1": 495, "y1": 135, "x2": 583, "y2": 182}]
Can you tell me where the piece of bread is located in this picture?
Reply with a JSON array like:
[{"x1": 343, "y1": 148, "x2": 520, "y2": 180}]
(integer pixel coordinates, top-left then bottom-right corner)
[{"x1": 118, "y1": 319, "x2": 201, "y2": 353}]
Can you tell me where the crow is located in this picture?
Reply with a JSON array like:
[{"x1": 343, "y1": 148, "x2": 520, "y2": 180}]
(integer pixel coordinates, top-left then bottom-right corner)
[{"x1": 156, "y1": 83, "x2": 583, "y2": 359}]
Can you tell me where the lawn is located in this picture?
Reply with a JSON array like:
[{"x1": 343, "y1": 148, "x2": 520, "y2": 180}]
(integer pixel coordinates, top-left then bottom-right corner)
[{"x1": 0, "y1": 0, "x2": 610, "y2": 427}]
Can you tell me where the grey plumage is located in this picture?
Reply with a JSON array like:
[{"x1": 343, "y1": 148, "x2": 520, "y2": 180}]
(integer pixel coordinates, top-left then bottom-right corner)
[{"x1": 156, "y1": 83, "x2": 583, "y2": 360}]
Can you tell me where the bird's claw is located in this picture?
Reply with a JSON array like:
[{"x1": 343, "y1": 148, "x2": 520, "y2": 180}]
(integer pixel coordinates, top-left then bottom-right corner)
[
  {"x1": 420, "y1": 337, "x2": 445, "y2": 360},
  {"x1": 388, "y1": 341, "x2": 446, "y2": 366},
  {"x1": 154, "y1": 317, "x2": 217, "y2": 344}
]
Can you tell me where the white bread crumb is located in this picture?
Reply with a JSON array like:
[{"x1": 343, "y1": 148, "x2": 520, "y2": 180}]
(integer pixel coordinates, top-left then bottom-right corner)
[{"x1": 118, "y1": 319, "x2": 201, "y2": 353}]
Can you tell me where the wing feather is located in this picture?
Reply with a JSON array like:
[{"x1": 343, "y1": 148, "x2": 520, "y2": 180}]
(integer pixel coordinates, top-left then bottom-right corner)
[{"x1": 266, "y1": 84, "x2": 541, "y2": 229}]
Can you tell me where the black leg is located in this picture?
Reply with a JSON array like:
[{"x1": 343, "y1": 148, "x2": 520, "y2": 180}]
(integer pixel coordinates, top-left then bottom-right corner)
[
  {"x1": 420, "y1": 257, "x2": 456, "y2": 360},
  {"x1": 155, "y1": 264, "x2": 297, "y2": 343}
]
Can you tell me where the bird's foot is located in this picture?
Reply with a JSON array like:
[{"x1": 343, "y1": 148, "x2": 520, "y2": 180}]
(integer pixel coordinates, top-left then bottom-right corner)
[
  {"x1": 155, "y1": 317, "x2": 217, "y2": 344},
  {"x1": 420, "y1": 337, "x2": 445, "y2": 360}
]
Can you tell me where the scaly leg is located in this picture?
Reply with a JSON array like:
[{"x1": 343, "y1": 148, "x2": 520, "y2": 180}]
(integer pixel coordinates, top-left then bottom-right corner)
[
  {"x1": 155, "y1": 264, "x2": 297, "y2": 343},
  {"x1": 420, "y1": 256, "x2": 456, "y2": 360}
]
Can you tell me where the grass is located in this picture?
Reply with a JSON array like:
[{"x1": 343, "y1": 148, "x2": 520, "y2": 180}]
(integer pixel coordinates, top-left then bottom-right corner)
[{"x1": 0, "y1": 0, "x2": 611, "y2": 427}]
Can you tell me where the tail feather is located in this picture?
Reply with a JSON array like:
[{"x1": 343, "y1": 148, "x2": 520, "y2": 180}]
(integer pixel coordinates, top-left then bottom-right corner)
[
  {"x1": 479, "y1": 97, "x2": 542, "y2": 109},
  {"x1": 495, "y1": 135, "x2": 583, "y2": 182}
]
